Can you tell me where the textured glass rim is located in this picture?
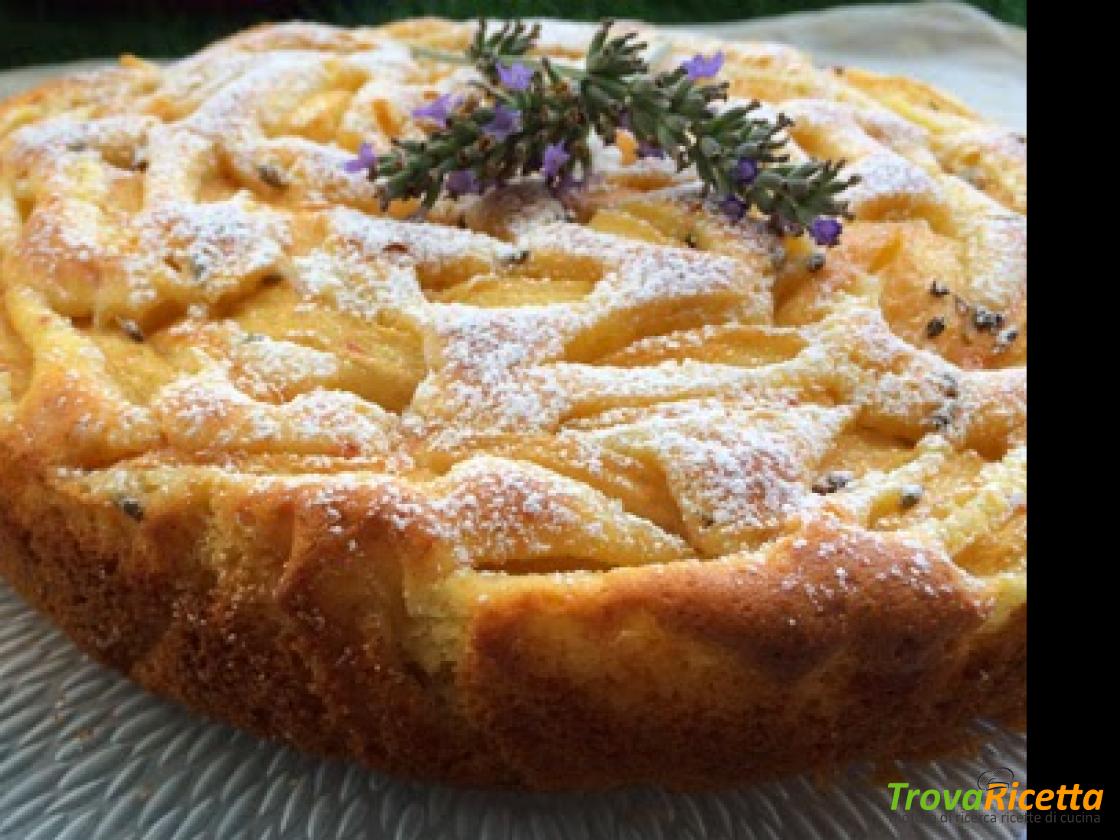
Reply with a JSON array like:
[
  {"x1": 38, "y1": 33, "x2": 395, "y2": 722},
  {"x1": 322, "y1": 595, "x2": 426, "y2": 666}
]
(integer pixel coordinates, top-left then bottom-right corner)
[{"x1": 1, "y1": 584, "x2": 1026, "y2": 840}]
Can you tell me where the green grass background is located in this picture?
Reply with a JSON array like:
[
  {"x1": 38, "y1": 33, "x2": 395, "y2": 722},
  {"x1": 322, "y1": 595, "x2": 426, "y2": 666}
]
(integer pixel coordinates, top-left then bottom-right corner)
[{"x1": 1, "y1": 1, "x2": 1025, "y2": 69}]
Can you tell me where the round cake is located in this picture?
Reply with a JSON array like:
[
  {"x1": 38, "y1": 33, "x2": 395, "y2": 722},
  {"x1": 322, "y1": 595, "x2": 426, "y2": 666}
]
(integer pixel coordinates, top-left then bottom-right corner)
[{"x1": 0, "y1": 18, "x2": 1026, "y2": 790}]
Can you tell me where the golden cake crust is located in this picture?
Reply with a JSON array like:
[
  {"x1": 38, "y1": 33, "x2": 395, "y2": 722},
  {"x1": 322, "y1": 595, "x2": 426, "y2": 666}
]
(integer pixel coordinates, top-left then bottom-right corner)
[{"x1": 0, "y1": 18, "x2": 1025, "y2": 789}]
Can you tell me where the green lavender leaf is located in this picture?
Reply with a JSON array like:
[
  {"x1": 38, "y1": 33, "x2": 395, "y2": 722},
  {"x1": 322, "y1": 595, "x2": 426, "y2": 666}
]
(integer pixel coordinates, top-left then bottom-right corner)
[{"x1": 362, "y1": 18, "x2": 859, "y2": 243}]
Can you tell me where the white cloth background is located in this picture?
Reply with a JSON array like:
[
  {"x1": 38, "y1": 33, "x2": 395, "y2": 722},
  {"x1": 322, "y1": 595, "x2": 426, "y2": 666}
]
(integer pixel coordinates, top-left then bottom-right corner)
[
  {"x1": 671, "y1": 1, "x2": 1025, "y2": 130},
  {"x1": 0, "y1": 2, "x2": 1025, "y2": 129}
]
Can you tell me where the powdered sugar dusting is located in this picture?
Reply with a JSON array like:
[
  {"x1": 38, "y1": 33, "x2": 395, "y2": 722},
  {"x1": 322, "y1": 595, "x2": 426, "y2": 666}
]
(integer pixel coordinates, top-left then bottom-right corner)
[{"x1": 0, "y1": 17, "x2": 1025, "y2": 584}]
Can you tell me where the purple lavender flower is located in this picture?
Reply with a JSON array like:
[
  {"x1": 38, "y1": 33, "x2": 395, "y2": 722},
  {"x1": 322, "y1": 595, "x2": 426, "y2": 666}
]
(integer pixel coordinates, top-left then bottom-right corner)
[
  {"x1": 734, "y1": 158, "x2": 758, "y2": 185},
  {"x1": 496, "y1": 62, "x2": 534, "y2": 91},
  {"x1": 485, "y1": 105, "x2": 521, "y2": 140},
  {"x1": 637, "y1": 140, "x2": 666, "y2": 160},
  {"x1": 412, "y1": 93, "x2": 459, "y2": 127},
  {"x1": 718, "y1": 196, "x2": 747, "y2": 222},
  {"x1": 445, "y1": 169, "x2": 480, "y2": 196},
  {"x1": 342, "y1": 142, "x2": 377, "y2": 175},
  {"x1": 541, "y1": 142, "x2": 570, "y2": 178},
  {"x1": 681, "y1": 51, "x2": 724, "y2": 80},
  {"x1": 809, "y1": 217, "x2": 843, "y2": 247}
]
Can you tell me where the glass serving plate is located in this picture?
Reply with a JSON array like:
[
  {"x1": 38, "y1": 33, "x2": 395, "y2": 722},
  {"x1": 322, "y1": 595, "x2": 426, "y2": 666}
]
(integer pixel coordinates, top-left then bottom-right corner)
[{"x1": 1, "y1": 584, "x2": 1025, "y2": 840}]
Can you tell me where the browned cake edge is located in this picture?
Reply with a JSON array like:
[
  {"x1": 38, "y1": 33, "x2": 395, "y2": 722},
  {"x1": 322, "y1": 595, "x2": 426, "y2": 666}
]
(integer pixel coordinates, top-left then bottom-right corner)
[{"x1": 0, "y1": 450, "x2": 1025, "y2": 791}]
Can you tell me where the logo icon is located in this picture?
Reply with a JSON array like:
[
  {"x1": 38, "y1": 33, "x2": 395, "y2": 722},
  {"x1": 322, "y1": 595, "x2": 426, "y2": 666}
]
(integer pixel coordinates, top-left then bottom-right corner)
[{"x1": 977, "y1": 767, "x2": 1016, "y2": 794}]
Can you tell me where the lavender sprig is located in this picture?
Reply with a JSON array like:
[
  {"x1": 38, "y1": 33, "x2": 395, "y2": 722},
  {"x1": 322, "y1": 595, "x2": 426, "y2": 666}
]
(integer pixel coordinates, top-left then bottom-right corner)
[{"x1": 346, "y1": 19, "x2": 859, "y2": 244}]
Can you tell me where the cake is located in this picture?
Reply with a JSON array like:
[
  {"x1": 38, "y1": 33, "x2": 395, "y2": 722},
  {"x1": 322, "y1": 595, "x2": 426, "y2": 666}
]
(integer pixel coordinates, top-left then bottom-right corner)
[{"x1": 0, "y1": 17, "x2": 1026, "y2": 790}]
